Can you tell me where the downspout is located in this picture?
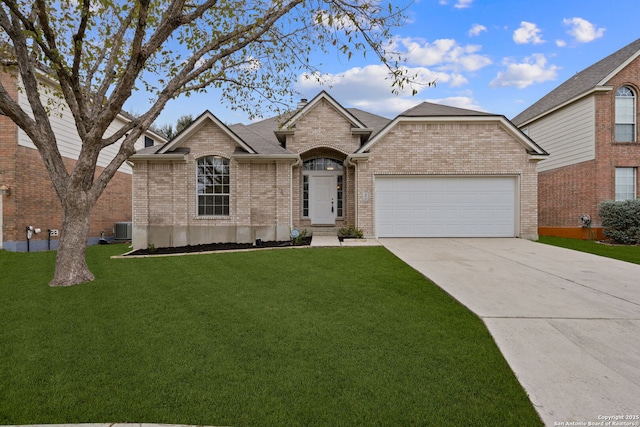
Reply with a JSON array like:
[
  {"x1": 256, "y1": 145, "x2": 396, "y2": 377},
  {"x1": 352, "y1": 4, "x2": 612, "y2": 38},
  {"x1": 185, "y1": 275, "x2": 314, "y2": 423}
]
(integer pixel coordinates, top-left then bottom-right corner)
[
  {"x1": 290, "y1": 154, "x2": 302, "y2": 231},
  {"x1": 346, "y1": 154, "x2": 358, "y2": 229}
]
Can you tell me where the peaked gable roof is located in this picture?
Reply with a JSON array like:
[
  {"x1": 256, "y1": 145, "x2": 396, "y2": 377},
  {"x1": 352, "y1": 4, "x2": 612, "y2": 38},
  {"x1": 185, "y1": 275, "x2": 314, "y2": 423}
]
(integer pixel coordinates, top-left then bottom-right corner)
[
  {"x1": 157, "y1": 110, "x2": 256, "y2": 155},
  {"x1": 358, "y1": 101, "x2": 548, "y2": 157},
  {"x1": 400, "y1": 102, "x2": 494, "y2": 117},
  {"x1": 281, "y1": 90, "x2": 369, "y2": 130},
  {"x1": 131, "y1": 93, "x2": 546, "y2": 161},
  {"x1": 513, "y1": 38, "x2": 640, "y2": 127}
]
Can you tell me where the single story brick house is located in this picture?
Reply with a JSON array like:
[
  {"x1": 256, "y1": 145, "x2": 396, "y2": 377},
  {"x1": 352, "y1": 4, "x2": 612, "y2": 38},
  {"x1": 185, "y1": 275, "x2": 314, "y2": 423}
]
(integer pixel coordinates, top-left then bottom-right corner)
[{"x1": 129, "y1": 91, "x2": 548, "y2": 249}]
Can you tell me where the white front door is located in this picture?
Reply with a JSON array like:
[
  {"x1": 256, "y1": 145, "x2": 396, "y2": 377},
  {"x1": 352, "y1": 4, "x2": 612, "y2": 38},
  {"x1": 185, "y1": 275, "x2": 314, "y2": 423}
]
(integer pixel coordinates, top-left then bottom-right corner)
[{"x1": 310, "y1": 175, "x2": 336, "y2": 225}]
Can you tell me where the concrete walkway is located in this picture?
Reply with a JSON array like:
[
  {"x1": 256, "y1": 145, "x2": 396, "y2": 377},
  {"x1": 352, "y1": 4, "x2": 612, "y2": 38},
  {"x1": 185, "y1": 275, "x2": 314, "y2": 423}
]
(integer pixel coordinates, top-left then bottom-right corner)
[
  {"x1": 310, "y1": 235, "x2": 381, "y2": 247},
  {"x1": 380, "y1": 238, "x2": 640, "y2": 427}
]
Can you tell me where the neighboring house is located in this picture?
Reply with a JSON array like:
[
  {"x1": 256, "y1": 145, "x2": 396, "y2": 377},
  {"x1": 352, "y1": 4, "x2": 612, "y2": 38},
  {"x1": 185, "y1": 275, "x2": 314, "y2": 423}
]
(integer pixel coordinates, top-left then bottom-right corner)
[
  {"x1": 130, "y1": 91, "x2": 546, "y2": 249},
  {"x1": 513, "y1": 38, "x2": 640, "y2": 239},
  {"x1": 0, "y1": 70, "x2": 165, "y2": 251}
]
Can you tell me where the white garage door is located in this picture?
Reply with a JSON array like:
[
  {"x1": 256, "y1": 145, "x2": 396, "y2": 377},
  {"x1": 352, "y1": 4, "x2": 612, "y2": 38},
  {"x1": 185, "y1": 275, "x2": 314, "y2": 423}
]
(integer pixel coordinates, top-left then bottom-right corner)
[{"x1": 375, "y1": 176, "x2": 516, "y2": 237}]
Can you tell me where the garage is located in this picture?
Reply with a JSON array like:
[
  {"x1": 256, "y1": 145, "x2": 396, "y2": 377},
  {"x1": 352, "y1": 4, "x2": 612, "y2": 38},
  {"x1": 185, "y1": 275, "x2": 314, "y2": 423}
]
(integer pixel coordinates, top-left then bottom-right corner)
[{"x1": 375, "y1": 176, "x2": 516, "y2": 237}]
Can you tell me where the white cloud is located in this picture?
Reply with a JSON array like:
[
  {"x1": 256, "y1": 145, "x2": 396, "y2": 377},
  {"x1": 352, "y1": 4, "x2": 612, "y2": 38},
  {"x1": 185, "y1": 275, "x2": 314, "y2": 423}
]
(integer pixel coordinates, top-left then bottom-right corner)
[
  {"x1": 469, "y1": 24, "x2": 487, "y2": 37},
  {"x1": 513, "y1": 21, "x2": 544, "y2": 45},
  {"x1": 556, "y1": 39, "x2": 567, "y2": 47},
  {"x1": 490, "y1": 54, "x2": 560, "y2": 88},
  {"x1": 454, "y1": 0, "x2": 474, "y2": 8},
  {"x1": 439, "y1": 0, "x2": 474, "y2": 8},
  {"x1": 296, "y1": 64, "x2": 473, "y2": 117},
  {"x1": 391, "y1": 37, "x2": 492, "y2": 72},
  {"x1": 563, "y1": 17, "x2": 605, "y2": 43}
]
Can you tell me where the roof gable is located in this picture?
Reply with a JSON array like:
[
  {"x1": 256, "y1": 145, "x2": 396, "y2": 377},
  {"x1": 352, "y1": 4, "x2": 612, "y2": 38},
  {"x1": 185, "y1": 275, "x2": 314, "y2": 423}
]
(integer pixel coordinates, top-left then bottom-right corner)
[
  {"x1": 157, "y1": 110, "x2": 256, "y2": 154},
  {"x1": 357, "y1": 103, "x2": 547, "y2": 157},
  {"x1": 281, "y1": 90, "x2": 368, "y2": 130},
  {"x1": 400, "y1": 102, "x2": 493, "y2": 117},
  {"x1": 513, "y1": 38, "x2": 640, "y2": 126}
]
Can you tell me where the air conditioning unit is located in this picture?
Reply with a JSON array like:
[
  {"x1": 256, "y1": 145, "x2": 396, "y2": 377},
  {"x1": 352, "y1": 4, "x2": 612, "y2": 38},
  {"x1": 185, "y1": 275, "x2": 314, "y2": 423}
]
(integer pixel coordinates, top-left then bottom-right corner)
[{"x1": 114, "y1": 222, "x2": 132, "y2": 240}]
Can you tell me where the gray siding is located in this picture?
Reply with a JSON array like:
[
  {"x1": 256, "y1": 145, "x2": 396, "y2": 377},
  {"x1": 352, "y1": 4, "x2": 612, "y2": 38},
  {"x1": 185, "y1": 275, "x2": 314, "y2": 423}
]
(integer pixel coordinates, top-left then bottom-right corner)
[
  {"x1": 17, "y1": 79, "x2": 151, "y2": 174},
  {"x1": 527, "y1": 96, "x2": 595, "y2": 172}
]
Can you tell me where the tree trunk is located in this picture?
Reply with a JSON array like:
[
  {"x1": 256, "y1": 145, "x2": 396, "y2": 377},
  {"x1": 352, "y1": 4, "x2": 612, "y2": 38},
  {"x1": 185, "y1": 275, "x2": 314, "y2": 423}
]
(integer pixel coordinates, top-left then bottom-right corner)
[{"x1": 49, "y1": 191, "x2": 95, "y2": 287}]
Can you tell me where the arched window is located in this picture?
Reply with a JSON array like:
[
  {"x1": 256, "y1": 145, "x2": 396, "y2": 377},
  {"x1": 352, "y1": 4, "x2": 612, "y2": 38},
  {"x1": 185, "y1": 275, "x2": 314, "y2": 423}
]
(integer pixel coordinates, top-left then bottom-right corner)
[
  {"x1": 302, "y1": 158, "x2": 344, "y2": 171},
  {"x1": 615, "y1": 86, "x2": 636, "y2": 142},
  {"x1": 197, "y1": 156, "x2": 230, "y2": 216}
]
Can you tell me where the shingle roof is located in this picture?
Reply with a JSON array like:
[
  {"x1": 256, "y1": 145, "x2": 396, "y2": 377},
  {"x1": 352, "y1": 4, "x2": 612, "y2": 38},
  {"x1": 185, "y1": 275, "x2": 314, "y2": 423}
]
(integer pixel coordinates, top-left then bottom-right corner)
[
  {"x1": 141, "y1": 94, "x2": 518, "y2": 157},
  {"x1": 228, "y1": 121, "x2": 289, "y2": 155},
  {"x1": 233, "y1": 105, "x2": 391, "y2": 153},
  {"x1": 400, "y1": 102, "x2": 495, "y2": 117},
  {"x1": 347, "y1": 108, "x2": 392, "y2": 137},
  {"x1": 512, "y1": 38, "x2": 640, "y2": 126}
]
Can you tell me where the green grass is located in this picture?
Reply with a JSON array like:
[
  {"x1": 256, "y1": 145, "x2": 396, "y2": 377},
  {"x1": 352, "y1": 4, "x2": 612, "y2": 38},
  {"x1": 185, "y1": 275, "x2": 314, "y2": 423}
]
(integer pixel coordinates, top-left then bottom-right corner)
[
  {"x1": 538, "y1": 236, "x2": 640, "y2": 265},
  {"x1": 0, "y1": 244, "x2": 542, "y2": 426}
]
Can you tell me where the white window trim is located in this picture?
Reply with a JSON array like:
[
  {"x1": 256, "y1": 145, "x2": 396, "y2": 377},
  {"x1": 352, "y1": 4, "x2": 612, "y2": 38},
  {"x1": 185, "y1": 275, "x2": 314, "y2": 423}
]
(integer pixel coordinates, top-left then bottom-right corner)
[
  {"x1": 615, "y1": 167, "x2": 637, "y2": 201},
  {"x1": 196, "y1": 156, "x2": 230, "y2": 216},
  {"x1": 615, "y1": 86, "x2": 636, "y2": 143}
]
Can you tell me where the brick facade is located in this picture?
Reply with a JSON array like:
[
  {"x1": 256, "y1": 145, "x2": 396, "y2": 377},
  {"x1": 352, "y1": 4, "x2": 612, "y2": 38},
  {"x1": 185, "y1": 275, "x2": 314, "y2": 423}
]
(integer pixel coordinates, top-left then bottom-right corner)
[
  {"x1": 360, "y1": 121, "x2": 540, "y2": 239},
  {"x1": 133, "y1": 120, "x2": 295, "y2": 248},
  {"x1": 132, "y1": 97, "x2": 542, "y2": 248},
  {"x1": 287, "y1": 100, "x2": 361, "y2": 230},
  {"x1": 1, "y1": 145, "x2": 134, "y2": 251},
  {"x1": 537, "y1": 57, "x2": 640, "y2": 237},
  {"x1": 0, "y1": 71, "x2": 150, "y2": 251}
]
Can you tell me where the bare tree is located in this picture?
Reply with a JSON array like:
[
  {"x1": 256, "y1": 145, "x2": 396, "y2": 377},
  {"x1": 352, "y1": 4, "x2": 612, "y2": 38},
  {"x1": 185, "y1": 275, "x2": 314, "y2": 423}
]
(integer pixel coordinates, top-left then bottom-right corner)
[{"x1": 0, "y1": 0, "x2": 410, "y2": 286}]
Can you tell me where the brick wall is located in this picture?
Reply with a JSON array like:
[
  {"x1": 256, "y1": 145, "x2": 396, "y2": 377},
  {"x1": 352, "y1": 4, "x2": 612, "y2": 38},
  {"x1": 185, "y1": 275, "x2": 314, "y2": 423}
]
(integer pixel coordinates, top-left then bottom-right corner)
[
  {"x1": 0, "y1": 71, "x2": 19, "y2": 247},
  {"x1": 133, "y1": 102, "x2": 541, "y2": 246},
  {"x1": 287, "y1": 99, "x2": 361, "y2": 154},
  {"x1": 133, "y1": 120, "x2": 295, "y2": 248},
  {"x1": 538, "y1": 161, "x2": 598, "y2": 227},
  {"x1": 360, "y1": 121, "x2": 540, "y2": 238},
  {"x1": 538, "y1": 57, "x2": 640, "y2": 233},
  {"x1": 1, "y1": 70, "x2": 135, "y2": 250},
  {"x1": 286, "y1": 100, "x2": 362, "y2": 230},
  {"x1": 3, "y1": 145, "x2": 132, "y2": 247}
]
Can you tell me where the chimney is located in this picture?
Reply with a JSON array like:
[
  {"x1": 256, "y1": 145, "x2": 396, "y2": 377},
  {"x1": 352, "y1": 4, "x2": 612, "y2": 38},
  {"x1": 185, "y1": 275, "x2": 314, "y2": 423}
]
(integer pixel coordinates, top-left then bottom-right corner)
[{"x1": 297, "y1": 98, "x2": 308, "y2": 109}]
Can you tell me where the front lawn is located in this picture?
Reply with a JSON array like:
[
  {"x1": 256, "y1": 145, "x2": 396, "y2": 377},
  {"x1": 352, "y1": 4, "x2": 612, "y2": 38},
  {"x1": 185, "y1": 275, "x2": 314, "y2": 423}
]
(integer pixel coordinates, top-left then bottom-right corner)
[
  {"x1": 0, "y1": 244, "x2": 541, "y2": 426},
  {"x1": 538, "y1": 236, "x2": 640, "y2": 265}
]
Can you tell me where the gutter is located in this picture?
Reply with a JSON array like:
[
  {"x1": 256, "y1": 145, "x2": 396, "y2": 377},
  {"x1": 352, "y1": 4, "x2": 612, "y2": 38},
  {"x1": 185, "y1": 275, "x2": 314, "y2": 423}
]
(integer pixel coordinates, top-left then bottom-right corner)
[
  {"x1": 232, "y1": 153, "x2": 300, "y2": 163},
  {"x1": 128, "y1": 153, "x2": 188, "y2": 162}
]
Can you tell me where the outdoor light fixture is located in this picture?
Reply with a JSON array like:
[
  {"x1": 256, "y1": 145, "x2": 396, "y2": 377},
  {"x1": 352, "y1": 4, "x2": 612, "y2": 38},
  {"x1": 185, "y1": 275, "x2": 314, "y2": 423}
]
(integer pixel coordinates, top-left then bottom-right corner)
[
  {"x1": 0, "y1": 184, "x2": 9, "y2": 196},
  {"x1": 25, "y1": 226, "x2": 41, "y2": 252}
]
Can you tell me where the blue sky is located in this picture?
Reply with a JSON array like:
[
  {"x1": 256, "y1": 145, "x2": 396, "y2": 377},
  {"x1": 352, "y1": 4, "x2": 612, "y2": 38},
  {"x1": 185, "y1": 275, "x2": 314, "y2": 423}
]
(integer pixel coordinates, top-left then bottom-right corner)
[{"x1": 135, "y1": 0, "x2": 640, "y2": 128}]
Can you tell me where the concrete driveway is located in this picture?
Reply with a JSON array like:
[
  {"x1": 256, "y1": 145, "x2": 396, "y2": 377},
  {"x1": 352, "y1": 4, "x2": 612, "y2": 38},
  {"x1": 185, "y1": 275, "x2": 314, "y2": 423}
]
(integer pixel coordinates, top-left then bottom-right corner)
[{"x1": 380, "y1": 238, "x2": 640, "y2": 426}]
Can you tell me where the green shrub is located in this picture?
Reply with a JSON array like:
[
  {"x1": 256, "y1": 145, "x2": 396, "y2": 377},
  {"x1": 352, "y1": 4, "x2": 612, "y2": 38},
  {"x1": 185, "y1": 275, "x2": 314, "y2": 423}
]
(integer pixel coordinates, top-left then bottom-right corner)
[
  {"x1": 338, "y1": 226, "x2": 364, "y2": 239},
  {"x1": 599, "y1": 199, "x2": 640, "y2": 244},
  {"x1": 291, "y1": 228, "x2": 308, "y2": 245}
]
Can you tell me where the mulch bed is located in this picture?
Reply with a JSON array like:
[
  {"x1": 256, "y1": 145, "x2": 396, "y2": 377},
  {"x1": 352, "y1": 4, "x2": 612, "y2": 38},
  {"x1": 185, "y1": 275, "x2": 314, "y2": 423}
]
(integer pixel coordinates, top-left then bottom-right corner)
[
  {"x1": 596, "y1": 239, "x2": 640, "y2": 246},
  {"x1": 126, "y1": 237, "x2": 312, "y2": 256}
]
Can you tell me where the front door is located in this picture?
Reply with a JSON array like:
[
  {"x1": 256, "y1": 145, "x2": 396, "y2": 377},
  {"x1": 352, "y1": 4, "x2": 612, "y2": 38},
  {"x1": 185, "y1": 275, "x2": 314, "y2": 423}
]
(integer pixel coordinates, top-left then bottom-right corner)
[{"x1": 310, "y1": 175, "x2": 336, "y2": 225}]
